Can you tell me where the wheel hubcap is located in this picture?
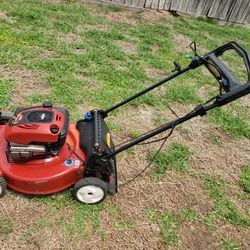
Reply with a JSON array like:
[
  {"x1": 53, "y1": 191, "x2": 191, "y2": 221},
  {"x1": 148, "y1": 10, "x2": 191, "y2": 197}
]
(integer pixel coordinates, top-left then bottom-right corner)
[{"x1": 76, "y1": 185, "x2": 104, "y2": 204}]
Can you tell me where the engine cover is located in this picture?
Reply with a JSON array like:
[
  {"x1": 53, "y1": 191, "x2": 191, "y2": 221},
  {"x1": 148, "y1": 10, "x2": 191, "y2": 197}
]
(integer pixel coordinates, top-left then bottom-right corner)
[{"x1": 4, "y1": 102, "x2": 70, "y2": 162}]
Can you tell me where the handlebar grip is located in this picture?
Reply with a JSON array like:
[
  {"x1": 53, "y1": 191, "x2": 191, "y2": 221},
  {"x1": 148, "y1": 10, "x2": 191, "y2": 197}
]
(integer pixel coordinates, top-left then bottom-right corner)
[
  {"x1": 204, "y1": 41, "x2": 250, "y2": 92},
  {"x1": 216, "y1": 83, "x2": 250, "y2": 107}
]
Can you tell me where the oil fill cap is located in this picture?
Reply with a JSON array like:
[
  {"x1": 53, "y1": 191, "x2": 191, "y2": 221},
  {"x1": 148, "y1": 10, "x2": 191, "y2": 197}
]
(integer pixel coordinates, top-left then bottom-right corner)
[{"x1": 50, "y1": 125, "x2": 59, "y2": 134}]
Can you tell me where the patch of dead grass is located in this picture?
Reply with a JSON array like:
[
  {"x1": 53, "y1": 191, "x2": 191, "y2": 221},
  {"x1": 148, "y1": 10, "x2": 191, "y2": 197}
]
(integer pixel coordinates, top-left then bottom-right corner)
[
  {"x1": 180, "y1": 221, "x2": 217, "y2": 250},
  {"x1": 0, "y1": 12, "x2": 8, "y2": 19},
  {"x1": 139, "y1": 9, "x2": 173, "y2": 24},
  {"x1": 98, "y1": 10, "x2": 139, "y2": 26},
  {"x1": 76, "y1": 24, "x2": 110, "y2": 33},
  {"x1": 0, "y1": 11, "x2": 13, "y2": 23},
  {"x1": 144, "y1": 67, "x2": 165, "y2": 79},
  {"x1": 173, "y1": 33, "x2": 193, "y2": 55},
  {"x1": 96, "y1": 8, "x2": 173, "y2": 27},
  {"x1": 59, "y1": 33, "x2": 82, "y2": 43},
  {"x1": 214, "y1": 224, "x2": 250, "y2": 250},
  {"x1": 0, "y1": 65, "x2": 51, "y2": 106},
  {"x1": 116, "y1": 40, "x2": 137, "y2": 55}
]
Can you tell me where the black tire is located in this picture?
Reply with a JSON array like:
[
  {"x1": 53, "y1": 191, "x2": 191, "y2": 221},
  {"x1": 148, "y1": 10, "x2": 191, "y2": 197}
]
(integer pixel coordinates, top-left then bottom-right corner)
[
  {"x1": 74, "y1": 177, "x2": 108, "y2": 204},
  {"x1": 0, "y1": 176, "x2": 6, "y2": 198}
]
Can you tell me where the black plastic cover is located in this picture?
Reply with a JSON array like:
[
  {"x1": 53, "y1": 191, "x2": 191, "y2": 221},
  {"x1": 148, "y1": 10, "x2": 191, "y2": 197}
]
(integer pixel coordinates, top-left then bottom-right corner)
[{"x1": 76, "y1": 110, "x2": 117, "y2": 193}]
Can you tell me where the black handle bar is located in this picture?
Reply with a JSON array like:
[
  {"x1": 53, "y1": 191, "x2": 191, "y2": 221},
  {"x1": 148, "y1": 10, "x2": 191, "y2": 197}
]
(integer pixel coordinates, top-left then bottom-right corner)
[
  {"x1": 104, "y1": 41, "x2": 250, "y2": 114},
  {"x1": 79, "y1": 42, "x2": 250, "y2": 164},
  {"x1": 202, "y1": 42, "x2": 250, "y2": 107},
  {"x1": 203, "y1": 41, "x2": 250, "y2": 92}
]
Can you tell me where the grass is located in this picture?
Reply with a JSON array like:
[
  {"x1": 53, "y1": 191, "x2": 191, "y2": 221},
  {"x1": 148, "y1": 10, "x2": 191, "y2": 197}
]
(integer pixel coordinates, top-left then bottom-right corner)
[
  {"x1": 0, "y1": 79, "x2": 14, "y2": 107},
  {"x1": 147, "y1": 209, "x2": 180, "y2": 245},
  {"x1": 0, "y1": 218, "x2": 13, "y2": 235},
  {"x1": 208, "y1": 108, "x2": 250, "y2": 139},
  {"x1": 147, "y1": 175, "x2": 250, "y2": 247},
  {"x1": 129, "y1": 130, "x2": 141, "y2": 138},
  {"x1": 151, "y1": 142, "x2": 191, "y2": 177},
  {"x1": 220, "y1": 239, "x2": 241, "y2": 250},
  {"x1": 147, "y1": 207, "x2": 202, "y2": 246},
  {"x1": 0, "y1": 0, "x2": 250, "y2": 249},
  {"x1": 108, "y1": 207, "x2": 137, "y2": 229},
  {"x1": 164, "y1": 83, "x2": 201, "y2": 104},
  {"x1": 204, "y1": 176, "x2": 250, "y2": 227},
  {"x1": 209, "y1": 133, "x2": 221, "y2": 144},
  {"x1": 30, "y1": 189, "x2": 104, "y2": 237},
  {"x1": 239, "y1": 165, "x2": 250, "y2": 193},
  {"x1": 173, "y1": 16, "x2": 250, "y2": 51}
]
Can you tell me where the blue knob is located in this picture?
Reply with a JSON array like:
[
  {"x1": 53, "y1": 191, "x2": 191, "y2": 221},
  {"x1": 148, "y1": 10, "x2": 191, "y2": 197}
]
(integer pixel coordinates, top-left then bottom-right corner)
[{"x1": 85, "y1": 111, "x2": 92, "y2": 121}]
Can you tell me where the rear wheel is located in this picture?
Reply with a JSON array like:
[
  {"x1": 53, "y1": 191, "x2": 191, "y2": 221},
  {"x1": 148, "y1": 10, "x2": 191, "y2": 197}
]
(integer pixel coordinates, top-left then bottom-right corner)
[
  {"x1": 0, "y1": 176, "x2": 6, "y2": 198},
  {"x1": 74, "y1": 177, "x2": 108, "y2": 204}
]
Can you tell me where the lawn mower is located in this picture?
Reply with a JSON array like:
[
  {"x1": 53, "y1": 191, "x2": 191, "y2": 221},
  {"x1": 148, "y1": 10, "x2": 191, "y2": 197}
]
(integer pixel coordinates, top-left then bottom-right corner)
[{"x1": 0, "y1": 41, "x2": 249, "y2": 204}]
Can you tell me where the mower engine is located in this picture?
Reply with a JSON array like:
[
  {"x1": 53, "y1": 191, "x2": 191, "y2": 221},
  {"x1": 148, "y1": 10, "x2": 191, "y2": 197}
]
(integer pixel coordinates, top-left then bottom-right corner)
[{"x1": 4, "y1": 102, "x2": 69, "y2": 163}]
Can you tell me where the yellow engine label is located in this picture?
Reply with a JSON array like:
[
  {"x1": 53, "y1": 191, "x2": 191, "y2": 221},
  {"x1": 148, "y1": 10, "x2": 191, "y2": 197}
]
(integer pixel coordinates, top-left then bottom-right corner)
[{"x1": 106, "y1": 132, "x2": 111, "y2": 148}]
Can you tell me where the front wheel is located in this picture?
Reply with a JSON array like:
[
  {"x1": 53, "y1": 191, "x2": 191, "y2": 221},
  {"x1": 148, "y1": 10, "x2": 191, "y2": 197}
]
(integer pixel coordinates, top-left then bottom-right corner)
[
  {"x1": 74, "y1": 177, "x2": 108, "y2": 204},
  {"x1": 0, "y1": 176, "x2": 6, "y2": 198}
]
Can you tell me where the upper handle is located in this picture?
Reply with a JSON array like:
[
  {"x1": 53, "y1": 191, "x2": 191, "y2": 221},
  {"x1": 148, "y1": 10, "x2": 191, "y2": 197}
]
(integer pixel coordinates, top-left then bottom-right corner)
[{"x1": 203, "y1": 41, "x2": 250, "y2": 92}]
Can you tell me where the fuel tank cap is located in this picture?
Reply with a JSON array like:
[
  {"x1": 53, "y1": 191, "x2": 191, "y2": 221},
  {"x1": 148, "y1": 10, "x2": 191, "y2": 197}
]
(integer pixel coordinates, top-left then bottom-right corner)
[{"x1": 43, "y1": 101, "x2": 52, "y2": 108}]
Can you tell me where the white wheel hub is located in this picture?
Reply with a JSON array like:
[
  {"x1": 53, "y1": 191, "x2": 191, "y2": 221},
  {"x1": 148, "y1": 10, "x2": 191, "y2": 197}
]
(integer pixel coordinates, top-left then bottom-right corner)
[{"x1": 76, "y1": 185, "x2": 104, "y2": 204}]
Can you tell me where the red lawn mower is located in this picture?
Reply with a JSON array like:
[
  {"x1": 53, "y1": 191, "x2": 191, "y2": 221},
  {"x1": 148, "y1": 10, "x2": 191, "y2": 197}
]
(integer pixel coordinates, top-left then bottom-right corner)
[{"x1": 0, "y1": 41, "x2": 249, "y2": 204}]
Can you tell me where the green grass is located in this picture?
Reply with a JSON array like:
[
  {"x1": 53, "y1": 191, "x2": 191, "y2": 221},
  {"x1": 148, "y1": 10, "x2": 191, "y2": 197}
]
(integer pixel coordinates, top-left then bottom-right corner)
[
  {"x1": 0, "y1": 79, "x2": 15, "y2": 107},
  {"x1": 0, "y1": 218, "x2": 13, "y2": 235},
  {"x1": 239, "y1": 165, "x2": 250, "y2": 193},
  {"x1": 129, "y1": 130, "x2": 141, "y2": 138},
  {"x1": 208, "y1": 108, "x2": 250, "y2": 139},
  {"x1": 31, "y1": 189, "x2": 104, "y2": 237},
  {"x1": 147, "y1": 207, "x2": 201, "y2": 246},
  {"x1": 151, "y1": 142, "x2": 191, "y2": 177},
  {"x1": 220, "y1": 239, "x2": 241, "y2": 250},
  {"x1": 147, "y1": 174, "x2": 250, "y2": 247},
  {"x1": 164, "y1": 83, "x2": 201, "y2": 104},
  {"x1": 108, "y1": 207, "x2": 137, "y2": 229},
  {"x1": 219, "y1": 50, "x2": 248, "y2": 84},
  {"x1": 147, "y1": 209, "x2": 180, "y2": 245},
  {"x1": 173, "y1": 16, "x2": 250, "y2": 52},
  {"x1": 204, "y1": 176, "x2": 250, "y2": 227},
  {"x1": 209, "y1": 133, "x2": 221, "y2": 144},
  {"x1": 0, "y1": 0, "x2": 173, "y2": 111}
]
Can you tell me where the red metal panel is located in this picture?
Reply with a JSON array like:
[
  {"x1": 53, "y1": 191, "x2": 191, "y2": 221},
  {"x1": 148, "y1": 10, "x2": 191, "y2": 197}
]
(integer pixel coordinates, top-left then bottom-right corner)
[{"x1": 0, "y1": 124, "x2": 86, "y2": 195}]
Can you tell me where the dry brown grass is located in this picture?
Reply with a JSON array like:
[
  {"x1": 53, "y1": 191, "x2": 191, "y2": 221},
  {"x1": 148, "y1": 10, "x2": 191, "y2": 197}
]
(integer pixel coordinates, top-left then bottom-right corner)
[{"x1": 0, "y1": 65, "x2": 51, "y2": 106}]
